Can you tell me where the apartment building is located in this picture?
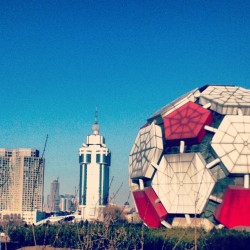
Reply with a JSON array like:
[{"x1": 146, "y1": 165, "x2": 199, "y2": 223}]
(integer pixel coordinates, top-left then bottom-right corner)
[{"x1": 0, "y1": 148, "x2": 45, "y2": 224}]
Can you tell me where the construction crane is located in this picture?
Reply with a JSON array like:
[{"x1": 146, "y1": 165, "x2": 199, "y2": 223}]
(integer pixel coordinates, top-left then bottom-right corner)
[{"x1": 31, "y1": 134, "x2": 48, "y2": 246}]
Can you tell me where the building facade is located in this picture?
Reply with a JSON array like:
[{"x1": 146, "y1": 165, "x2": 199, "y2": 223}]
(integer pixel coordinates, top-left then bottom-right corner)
[
  {"x1": 79, "y1": 115, "x2": 111, "y2": 221},
  {"x1": 59, "y1": 195, "x2": 74, "y2": 212},
  {"x1": 0, "y1": 148, "x2": 45, "y2": 224},
  {"x1": 49, "y1": 179, "x2": 60, "y2": 212}
]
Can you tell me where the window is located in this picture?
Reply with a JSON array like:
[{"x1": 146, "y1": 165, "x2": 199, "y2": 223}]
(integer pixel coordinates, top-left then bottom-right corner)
[
  {"x1": 79, "y1": 155, "x2": 84, "y2": 163},
  {"x1": 96, "y1": 154, "x2": 100, "y2": 163},
  {"x1": 86, "y1": 154, "x2": 91, "y2": 163}
]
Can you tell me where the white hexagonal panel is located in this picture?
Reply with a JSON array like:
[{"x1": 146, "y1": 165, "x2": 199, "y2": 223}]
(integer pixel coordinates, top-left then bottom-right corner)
[
  {"x1": 211, "y1": 115, "x2": 250, "y2": 174},
  {"x1": 148, "y1": 88, "x2": 200, "y2": 122},
  {"x1": 199, "y1": 86, "x2": 250, "y2": 115},
  {"x1": 129, "y1": 123, "x2": 163, "y2": 179},
  {"x1": 152, "y1": 153, "x2": 215, "y2": 214}
]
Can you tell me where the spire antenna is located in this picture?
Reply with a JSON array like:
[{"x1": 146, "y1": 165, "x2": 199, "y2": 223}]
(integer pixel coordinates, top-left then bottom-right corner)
[
  {"x1": 95, "y1": 107, "x2": 98, "y2": 124},
  {"x1": 92, "y1": 107, "x2": 100, "y2": 135}
]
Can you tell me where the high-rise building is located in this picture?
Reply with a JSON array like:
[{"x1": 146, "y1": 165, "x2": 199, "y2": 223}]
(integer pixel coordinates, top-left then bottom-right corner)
[
  {"x1": 49, "y1": 178, "x2": 60, "y2": 212},
  {"x1": 79, "y1": 112, "x2": 111, "y2": 221},
  {"x1": 0, "y1": 148, "x2": 45, "y2": 224},
  {"x1": 59, "y1": 194, "x2": 75, "y2": 212},
  {"x1": 59, "y1": 196, "x2": 72, "y2": 212}
]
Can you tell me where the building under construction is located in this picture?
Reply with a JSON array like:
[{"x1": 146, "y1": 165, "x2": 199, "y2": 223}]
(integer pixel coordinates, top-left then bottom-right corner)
[{"x1": 0, "y1": 148, "x2": 45, "y2": 224}]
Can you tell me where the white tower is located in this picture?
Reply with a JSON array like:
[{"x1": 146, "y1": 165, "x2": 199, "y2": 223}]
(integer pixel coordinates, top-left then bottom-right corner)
[{"x1": 79, "y1": 110, "x2": 111, "y2": 221}]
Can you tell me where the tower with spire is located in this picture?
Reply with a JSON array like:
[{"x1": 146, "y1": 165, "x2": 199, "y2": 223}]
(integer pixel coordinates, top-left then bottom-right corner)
[{"x1": 79, "y1": 109, "x2": 111, "y2": 221}]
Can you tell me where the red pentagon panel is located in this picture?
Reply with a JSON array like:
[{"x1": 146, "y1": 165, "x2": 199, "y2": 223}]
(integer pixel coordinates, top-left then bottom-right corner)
[
  {"x1": 163, "y1": 101, "x2": 213, "y2": 146},
  {"x1": 133, "y1": 187, "x2": 168, "y2": 228},
  {"x1": 214, "y1": 186, "x2": 250, "y2": 229}
]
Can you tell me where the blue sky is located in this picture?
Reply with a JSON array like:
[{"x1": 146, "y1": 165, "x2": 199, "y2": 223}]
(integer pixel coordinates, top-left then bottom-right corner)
[{"x1": 1, "y1": 0, "x2": 250, "y2": 205}]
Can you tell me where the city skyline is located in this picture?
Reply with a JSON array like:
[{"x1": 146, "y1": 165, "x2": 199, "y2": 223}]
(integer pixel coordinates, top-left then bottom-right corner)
[{"x1": 1, "y1": 1, "x2": 250, "y2": 204}]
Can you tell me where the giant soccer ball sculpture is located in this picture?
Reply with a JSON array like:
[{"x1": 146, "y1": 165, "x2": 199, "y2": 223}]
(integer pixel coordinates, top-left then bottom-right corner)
[{"x1": 129, "y1": 85, "x2": 250, "y2": 230}]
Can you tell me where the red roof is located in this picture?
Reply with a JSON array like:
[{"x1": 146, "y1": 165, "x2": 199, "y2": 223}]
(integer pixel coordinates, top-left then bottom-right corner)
[
  {"x1": 133, "y1": 187, "x2": 167, "y2": 228},
  {"x1": 163, "y1": 101, "x2": 213, "y2": 146},
  {"x1": 214, "y1": 185, "x2": 250, "y2": 228}
]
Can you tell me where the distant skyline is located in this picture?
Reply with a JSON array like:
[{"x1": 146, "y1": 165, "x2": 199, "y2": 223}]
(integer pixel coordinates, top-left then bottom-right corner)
[{"x1": 1, "y1": 0, "x2": 250, "y2": 204}]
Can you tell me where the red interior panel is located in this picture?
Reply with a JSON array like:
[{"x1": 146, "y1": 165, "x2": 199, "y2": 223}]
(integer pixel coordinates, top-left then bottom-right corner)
[
  {"x1": 163, "y1": 101, "x2": 213, "y2": 145},
  {"x1": 214, "y1": 185, "x2": 250, "y2": 228},
  {"x1": 133, "y1": 187, "x2": 168, "y2": 228}
]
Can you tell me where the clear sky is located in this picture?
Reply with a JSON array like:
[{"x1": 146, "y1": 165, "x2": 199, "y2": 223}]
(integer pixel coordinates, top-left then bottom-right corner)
[{"x1": 1, "y1": 0, "x2": 250, "y2": 205}]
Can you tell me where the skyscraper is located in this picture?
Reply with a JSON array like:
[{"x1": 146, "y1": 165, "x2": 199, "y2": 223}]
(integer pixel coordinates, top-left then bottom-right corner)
[
  {"x1": 49, "y1": 178, "x2": 60, "y2": 212},
  {"x1": 79, "y1": 111, "x2": 111, "y2": 221},
  {"x1": 0, "y1": 148, "x2": 45, "y2": 224}
]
